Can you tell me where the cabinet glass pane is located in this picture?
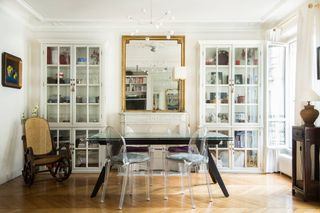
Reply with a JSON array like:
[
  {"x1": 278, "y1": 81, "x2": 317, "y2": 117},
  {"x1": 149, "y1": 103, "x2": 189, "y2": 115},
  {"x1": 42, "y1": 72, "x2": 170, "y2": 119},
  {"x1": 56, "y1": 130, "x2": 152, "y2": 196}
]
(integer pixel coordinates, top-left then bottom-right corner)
[
  {"x1": 89, "y1": 86, "x2": 99, "y2": 103},
  {"x1": 89, "y1": 106, "x2": 99, "y2": 123},
  {"x1": 59, "y1": 67, "x2": 71, "y2": 85},
  {"x1": 247, "y1": 150, "x2": 258, "y2": 167},
  {"x1": 76, "y1": 67, "x2": 87, "y2": 85},
  {"x1": 76, "y1": 86, "x2": 87, "y2": 103},
  {"x1": 47, "y1": 105, "x2": 57, "y2": 122},
  {"x1": 88, "y1": 150, "x2": 99, "y2": 167},
  {"x1": 75, "y1": 150, "x2": 86, "y2": 167},
  {"x1": 218, "y1": 86, "x2": 229, "y2": 103},
  {"x1": 234, "y1": 48, "x2": 246, "y2": 65},
  {"x1": 47, "y1": 66, "x2": 58, "y2": 84},
  {"x1": 50, "y1": 130, "x2": 58, "y2": 148},
  {"x1": 205, "y1": 48, "x2": 216, "y2": 65},
  {"x1": 234, "y1": 131, "x2": 245, "y2": 148},
  {"x1": 89, "y1": 67, "x2": 100, "y2": 84},
  {"x1": 234, "y1": 67, "x2": 245, "y2": 85},
  {"x1": 247, "y1": 67, "x2": 258, "y2": 84},
  {"x1": 234, "y1": 86, "x2": 246, "y2": 104},
  {"x1": 247, "y1": 131, "x2": 258, "y2": 148},
  {"x1": 89, "y1": 47, "x2": 100, "y2": 65},
  {"x1": 218, "y1": 150, "x2": 229, "y2": 168},
  {"x1": 247, "y1": 48, "x2": 259, "y2": 65},
  {"x1": 247, "y1": 105, "x2": 258, "y2": 123},
  {"x1": 75, "y1": 130, "x2": 86, "y2": 148},
  {"x1": 76, "y1": 47, "x2": 88, "y2": 65},
  {"x1": 205, "y1": 86, "x2": 216, "y2": 104},
  {"x1": 217, "y1": 105, "x2": 229, "y2": 123},
  {"x1": 59, "y1": 105, "x2": 70, "y2": 123},
  {"x1": 247, "y1": 86, "x2": 258, "y2": 104},
  {"x1": 217, "y1": 67, "x2": 229, "y2": 85},
  {"x1": 76, "y1": 105, "x2": 87, "y2": 123},
  {"x1": 234, "y1": 150, "x2": 245, "y2": 167},
  {"x1": 206, "y1": 68, "x2": 217, "y2": 85},
  {"x1": 59, "y1": 47, "x2": 70, "y2": 65},
  {"x1": 234, "y1": 105, "x2": 246, "y2": 123},
  {"x1": 47, "y1": 47, "x2": 58, "y2": 65},
  {"x1": 205, "y1": 107, "x2": 216, "y2": 123},
  {"x1": 88, "y1": 130, "x2": 99, "y2": 148},
  {"x1": 47, "y1": 86, "x2": 58, "y2": 103},
  {"x1": 217, "y1": 48, "x2": 229, "y2": 65}
]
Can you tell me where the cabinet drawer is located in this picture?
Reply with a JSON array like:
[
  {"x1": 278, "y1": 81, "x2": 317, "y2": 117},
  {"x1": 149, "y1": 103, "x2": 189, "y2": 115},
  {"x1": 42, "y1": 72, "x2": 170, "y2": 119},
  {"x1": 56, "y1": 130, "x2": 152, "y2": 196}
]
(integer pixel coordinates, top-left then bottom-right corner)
[{"x1": 292, "y1": 128, "x2": 304, "y2": 141}]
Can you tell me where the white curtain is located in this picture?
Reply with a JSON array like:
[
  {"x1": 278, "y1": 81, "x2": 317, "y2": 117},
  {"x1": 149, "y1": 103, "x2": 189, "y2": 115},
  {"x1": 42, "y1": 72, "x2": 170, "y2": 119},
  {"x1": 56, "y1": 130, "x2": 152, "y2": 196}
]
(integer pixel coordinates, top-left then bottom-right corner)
[{"x1": 295, "y1": 2, "x2": 320, "y2": 125}]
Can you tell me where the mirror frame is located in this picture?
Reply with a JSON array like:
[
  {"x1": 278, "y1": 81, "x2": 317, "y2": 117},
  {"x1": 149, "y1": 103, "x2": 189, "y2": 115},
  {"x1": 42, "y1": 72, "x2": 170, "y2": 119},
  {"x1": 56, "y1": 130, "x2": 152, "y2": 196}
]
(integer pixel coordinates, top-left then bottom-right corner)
[{"x1": 121, "y1": 35, "x2": 185, "y2": 112}]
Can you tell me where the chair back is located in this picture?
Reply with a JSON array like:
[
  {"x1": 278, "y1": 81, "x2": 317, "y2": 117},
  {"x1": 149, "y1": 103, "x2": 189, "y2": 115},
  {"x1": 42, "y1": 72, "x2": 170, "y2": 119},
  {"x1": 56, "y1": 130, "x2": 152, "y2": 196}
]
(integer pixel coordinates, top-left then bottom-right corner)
[
  {"x1": 188, "y1": 127, "x2": 208, "y2": 161},
  {"x1": 24, "y1": 117, "x2": 53, "y2": 155},
  {"x1": 105, "y1": 126, "x2": 129, "y2": 165}
]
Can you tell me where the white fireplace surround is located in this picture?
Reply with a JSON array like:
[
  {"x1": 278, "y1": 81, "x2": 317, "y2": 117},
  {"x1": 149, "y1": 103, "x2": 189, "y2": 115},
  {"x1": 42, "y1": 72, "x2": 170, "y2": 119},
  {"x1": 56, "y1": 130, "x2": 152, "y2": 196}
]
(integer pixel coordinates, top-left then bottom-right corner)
[{"x1": 120, "y1": 112, "x2": 189, "y2": 135}]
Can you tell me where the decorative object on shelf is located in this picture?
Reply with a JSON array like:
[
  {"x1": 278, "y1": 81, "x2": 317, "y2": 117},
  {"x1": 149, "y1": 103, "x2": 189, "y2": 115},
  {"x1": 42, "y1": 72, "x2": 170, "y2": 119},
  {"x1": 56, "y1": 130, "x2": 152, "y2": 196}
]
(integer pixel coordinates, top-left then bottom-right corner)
[
  {"x1": 2, "y1": 52, "x2": 22, "y2": 89},
  {"x1": 90, "y1": 49, "x2": 100, "y2": 65},
  {"x1": 300, "y1": 101, "x2": 319, "y2": 127},
  {"x1": 235, "y1": 74, "x2": 243, "y2": 84},
  {"x1": 218, "y1": 50, "x2": 229, "y2": 65},
  {"x1": 127, "y1": 0, "x2": 175, "y2": 38},
  {"x1": 31, "y1": 104, "x2": 39, "y2": 117}
]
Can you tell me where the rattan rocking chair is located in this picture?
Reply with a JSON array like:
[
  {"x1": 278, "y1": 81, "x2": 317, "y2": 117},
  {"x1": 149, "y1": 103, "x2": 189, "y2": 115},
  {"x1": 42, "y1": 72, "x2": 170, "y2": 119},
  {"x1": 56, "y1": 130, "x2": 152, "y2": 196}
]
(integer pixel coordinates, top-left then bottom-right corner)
[{"x1": 22, "y1": 117, "x2": 72, "y2": 186}]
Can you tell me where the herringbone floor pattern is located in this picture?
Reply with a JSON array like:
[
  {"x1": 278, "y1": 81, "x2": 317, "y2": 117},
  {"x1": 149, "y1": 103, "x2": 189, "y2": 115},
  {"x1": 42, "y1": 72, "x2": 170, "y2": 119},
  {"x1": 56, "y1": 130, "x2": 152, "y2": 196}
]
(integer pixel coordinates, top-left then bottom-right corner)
[{"x1": 0, "y1": 171, "x2": 319, "y2": 212}]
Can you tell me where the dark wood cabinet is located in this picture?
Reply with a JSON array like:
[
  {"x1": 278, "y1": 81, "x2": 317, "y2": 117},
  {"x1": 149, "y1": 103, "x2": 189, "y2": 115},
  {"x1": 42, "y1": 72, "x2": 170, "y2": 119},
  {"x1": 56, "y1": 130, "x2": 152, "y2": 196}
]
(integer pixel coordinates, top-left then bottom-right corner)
[{"x1": 292, "y1": 126, "x2": 320, "y2": 201}]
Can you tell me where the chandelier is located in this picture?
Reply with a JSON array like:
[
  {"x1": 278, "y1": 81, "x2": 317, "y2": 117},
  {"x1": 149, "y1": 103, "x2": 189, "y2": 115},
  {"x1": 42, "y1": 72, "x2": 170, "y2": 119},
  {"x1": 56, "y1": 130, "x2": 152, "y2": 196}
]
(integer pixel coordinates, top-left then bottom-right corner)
[
  {"x1": 308, "y1": 0, "x2": 320, "y2": 8},
  {"x1": 128, "y1": 0, "x2": 175, "y2": 39}
]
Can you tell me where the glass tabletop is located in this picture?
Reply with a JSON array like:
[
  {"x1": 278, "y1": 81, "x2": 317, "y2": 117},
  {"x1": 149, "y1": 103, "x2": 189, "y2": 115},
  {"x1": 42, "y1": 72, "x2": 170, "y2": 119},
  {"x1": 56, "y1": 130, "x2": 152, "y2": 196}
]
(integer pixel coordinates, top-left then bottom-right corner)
[{"x1": 88, "y1": 131, "x2": 232, "y2": 141}]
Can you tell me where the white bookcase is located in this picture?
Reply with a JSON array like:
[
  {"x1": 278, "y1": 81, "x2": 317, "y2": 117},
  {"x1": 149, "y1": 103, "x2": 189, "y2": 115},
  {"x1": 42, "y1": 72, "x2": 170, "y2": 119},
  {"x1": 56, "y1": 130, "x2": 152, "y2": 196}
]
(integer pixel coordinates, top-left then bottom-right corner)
[
  {"x1": 198, "y1": 40, "x2": 263, "y2": 172},
  {"x1": 41, "y1": 43, "x2": 104, "y2": 172}
]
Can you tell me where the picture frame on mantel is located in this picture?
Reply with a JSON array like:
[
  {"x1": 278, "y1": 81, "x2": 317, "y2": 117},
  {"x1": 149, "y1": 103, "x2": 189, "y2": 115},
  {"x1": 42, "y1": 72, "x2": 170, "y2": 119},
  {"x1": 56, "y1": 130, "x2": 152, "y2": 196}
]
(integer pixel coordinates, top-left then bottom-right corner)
[
  {"x1": 2, "y1": 52, "x2": 22, "y2": 89},
  {"x1": 317, "y1": 47, "x2": 320, "y2": 80}
]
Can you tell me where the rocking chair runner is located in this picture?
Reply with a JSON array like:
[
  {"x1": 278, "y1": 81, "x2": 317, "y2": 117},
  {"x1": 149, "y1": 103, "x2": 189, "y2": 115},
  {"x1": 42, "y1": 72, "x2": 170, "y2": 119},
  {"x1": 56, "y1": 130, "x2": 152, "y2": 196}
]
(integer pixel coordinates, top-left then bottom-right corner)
[{"x1": 22, "y1": 117, "x2": 72, "y2": 185}]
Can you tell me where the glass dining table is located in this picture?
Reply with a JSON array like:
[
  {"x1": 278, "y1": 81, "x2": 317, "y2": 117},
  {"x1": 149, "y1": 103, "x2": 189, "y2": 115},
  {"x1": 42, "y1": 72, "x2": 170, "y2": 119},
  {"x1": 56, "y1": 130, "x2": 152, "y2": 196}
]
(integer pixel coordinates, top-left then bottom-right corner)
[{"x1": 88, "y1": 131, "x2": 232, "y2": 198}]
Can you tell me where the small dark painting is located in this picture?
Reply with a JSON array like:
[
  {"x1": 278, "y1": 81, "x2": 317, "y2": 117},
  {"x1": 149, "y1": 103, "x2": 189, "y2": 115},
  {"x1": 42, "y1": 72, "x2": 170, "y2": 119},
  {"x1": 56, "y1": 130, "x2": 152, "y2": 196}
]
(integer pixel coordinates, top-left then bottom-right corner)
[{"x1": 2, "y1": 52, "x2": 22, "y2": 89}]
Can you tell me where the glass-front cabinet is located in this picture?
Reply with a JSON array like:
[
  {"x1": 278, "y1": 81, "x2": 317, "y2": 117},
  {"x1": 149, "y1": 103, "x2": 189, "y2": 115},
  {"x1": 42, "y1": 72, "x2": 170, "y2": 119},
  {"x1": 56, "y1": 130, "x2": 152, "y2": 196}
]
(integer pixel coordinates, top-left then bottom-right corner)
[
  {"x1": 42, "y1": 43, "x2": 103, "y2": 172},
  {"x1": 199, "y1": 41, "x2": 262, "y2": 172}
]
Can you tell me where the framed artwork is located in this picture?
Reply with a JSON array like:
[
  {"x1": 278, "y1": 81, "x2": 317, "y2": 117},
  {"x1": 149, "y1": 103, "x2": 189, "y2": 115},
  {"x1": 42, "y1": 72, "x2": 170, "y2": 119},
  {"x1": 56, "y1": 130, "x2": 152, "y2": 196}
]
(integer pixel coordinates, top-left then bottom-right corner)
[
  {"x1": 235, "y1": 74, "x2": 243, "y2": 84},
  {"x1": 2, "y1": 52, "x2": 22, "y2": 89},
  {"x1": 317, "y1": 47, "x2": 320, "y2": 80},
  {"x1": 166, "y1": 89, "x2": 179, "y2": 110}
]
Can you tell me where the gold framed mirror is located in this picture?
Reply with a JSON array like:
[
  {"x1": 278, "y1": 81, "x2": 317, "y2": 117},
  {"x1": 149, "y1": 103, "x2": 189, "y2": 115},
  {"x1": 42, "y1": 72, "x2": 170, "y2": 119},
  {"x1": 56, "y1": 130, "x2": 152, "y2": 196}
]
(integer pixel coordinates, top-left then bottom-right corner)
[{"x1": 122, "y1": 35, "x2": 185, "y2": 112}]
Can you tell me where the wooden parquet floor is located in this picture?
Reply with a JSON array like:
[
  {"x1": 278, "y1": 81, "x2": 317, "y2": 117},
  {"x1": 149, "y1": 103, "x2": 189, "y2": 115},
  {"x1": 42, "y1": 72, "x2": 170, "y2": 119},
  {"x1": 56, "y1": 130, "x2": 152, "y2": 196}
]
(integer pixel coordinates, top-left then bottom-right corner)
[{"x1": 0, "y1": 171, "x2": 319, "y2": 213}]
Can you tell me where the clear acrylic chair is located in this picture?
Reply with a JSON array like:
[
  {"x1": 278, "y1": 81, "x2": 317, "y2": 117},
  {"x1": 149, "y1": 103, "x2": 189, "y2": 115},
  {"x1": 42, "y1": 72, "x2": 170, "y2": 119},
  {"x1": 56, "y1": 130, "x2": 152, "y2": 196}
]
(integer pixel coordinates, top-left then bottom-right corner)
[
  {"x1": 164, "y1": 127, "x2": 212, "y2": 209},
  {"x1": 100, "y1": 126, "x2": 151, "y2": 210}
]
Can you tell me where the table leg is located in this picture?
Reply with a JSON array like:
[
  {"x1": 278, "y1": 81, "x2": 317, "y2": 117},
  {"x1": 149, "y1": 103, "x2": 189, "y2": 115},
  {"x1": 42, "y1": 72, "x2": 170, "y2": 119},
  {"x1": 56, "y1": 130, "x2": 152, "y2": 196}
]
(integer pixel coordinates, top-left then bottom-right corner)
[
  {"x1": 207, "y1": 148, "x2": 229, "y2": 197},
  {"x1": 90, "y1": 166, "x2": 106, "y2": 198}
]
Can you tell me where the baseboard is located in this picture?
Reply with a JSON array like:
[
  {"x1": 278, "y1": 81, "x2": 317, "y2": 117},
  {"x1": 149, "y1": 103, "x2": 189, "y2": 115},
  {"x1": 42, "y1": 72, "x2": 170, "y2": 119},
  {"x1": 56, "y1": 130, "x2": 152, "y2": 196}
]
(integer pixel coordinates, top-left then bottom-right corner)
[{"x1": 0, "y1": 169, "x2": 21, "y2": 185}]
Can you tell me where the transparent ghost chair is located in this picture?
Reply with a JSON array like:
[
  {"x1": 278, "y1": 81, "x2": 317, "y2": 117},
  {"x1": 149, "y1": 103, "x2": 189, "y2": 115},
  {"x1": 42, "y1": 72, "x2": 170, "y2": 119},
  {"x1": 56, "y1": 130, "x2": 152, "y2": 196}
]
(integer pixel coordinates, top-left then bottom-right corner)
[
  {"x1": 100, "y1": 126, "x2": 151, "y2": 210},
  {"x1": 164, "y1": 127, "x2": 213, "y2": 209}
]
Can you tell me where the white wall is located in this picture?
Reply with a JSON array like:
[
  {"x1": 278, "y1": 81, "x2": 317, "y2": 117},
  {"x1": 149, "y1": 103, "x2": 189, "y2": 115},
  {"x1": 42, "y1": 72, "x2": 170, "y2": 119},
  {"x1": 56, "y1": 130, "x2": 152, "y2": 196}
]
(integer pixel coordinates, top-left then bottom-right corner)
[{"x1": 0, "y1": 8, "x2": 29, "y2": 184}]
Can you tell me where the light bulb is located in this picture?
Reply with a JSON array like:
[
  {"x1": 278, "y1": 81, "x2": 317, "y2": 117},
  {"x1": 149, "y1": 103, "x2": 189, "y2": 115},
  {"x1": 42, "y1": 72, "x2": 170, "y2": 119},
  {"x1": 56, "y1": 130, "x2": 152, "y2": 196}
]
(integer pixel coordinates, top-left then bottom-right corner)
[
  {"x1": 166, "y1": 35, "x2": 171, "y2": 39},
  {"x1": 135, "y1": 29, "x2": 139, "y2": 33},
  {"x1": 141, "y1": 8, "x2": 147, "y2": 14},
  {"x1": 169, "y1": 30, "x2": 174, "y2": 35},
  {"x1": 145, "y1": 37, "x2": 150, "y2": 41}
]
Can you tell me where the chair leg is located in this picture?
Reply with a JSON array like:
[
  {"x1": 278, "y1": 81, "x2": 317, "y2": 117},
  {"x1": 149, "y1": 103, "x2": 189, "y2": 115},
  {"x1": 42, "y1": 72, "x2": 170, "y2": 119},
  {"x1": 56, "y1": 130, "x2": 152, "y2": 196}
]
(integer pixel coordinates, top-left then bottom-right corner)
[
  {"x1": 129, "y1": 164, "x2": 134, "y2": 196},
  {"x1": 149, "y1": 147, "x2": 153, "y2": 186},
  {"x1": 100, "y1": 159, "x2": 111, "y2": 203},
  {"x1": 119, "y1": 165, "x2": 129, "y2": 210},
  {"x1": 164, "y1": 158, "x2": 168, "y2": 200},
  {"x1": 146, "y1": 160, "x2": 151, "y2": 201},
  {"x1": 179, "y1": 163, "x2": 185, "y2": 195},
  {"x1": 187, "y1": 165, "x2": 196, "y2": 209},
  {"x1": 205, "y1": 164, "x2": 213, "y2": 202}
]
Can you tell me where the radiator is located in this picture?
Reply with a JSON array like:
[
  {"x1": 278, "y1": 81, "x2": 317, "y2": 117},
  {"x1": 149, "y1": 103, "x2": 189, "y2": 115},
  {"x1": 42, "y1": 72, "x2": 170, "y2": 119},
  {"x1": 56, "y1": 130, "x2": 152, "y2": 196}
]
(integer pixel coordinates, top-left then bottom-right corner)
[{"x1": 278, "y1": 153, "x2": 292, "y2": 177}]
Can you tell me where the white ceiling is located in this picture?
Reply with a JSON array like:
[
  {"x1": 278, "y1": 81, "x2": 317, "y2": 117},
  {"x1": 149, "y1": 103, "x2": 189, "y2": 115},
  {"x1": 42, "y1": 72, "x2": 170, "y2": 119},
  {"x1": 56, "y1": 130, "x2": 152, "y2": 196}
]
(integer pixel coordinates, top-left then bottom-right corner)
[{"x1": 1, "y1": 0, "x2": 308, "y2": 30}]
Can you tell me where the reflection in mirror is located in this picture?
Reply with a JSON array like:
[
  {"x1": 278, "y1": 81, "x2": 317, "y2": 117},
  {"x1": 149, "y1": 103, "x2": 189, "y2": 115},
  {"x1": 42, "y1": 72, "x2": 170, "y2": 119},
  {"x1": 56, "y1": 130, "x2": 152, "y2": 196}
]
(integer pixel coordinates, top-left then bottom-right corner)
[{"x1": 122, "y1": 36, "x2": 185, "y2": 111}]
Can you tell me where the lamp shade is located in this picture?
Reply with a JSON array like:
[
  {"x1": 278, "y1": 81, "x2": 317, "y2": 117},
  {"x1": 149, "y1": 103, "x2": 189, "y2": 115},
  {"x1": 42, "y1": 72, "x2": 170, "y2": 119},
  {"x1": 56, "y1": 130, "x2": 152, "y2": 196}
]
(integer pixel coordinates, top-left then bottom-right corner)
[{"x1": 174, "y1": 66, "x2": 187, "y2": 80}]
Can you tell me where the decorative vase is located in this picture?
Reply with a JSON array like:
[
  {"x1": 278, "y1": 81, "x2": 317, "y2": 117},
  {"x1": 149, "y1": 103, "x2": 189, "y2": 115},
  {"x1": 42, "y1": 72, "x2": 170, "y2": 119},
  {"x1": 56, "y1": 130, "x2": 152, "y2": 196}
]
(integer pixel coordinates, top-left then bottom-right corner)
[{"x1": 300, "y1": 101, "x2": 319, "y2": 127}]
